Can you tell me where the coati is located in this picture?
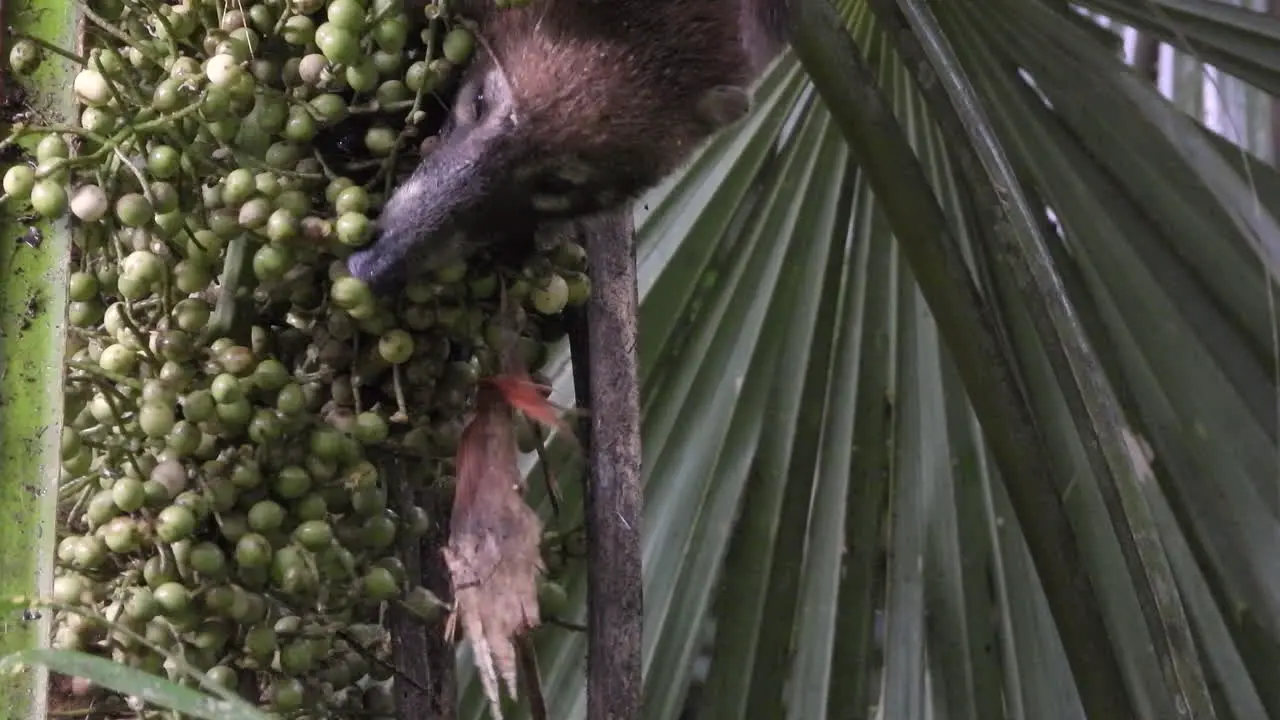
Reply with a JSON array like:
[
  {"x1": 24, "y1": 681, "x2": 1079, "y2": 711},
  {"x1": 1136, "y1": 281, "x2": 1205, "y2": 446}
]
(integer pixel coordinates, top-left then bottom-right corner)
[{"x1": 346, "y1": 0, "x2": 790, "y2": 292}]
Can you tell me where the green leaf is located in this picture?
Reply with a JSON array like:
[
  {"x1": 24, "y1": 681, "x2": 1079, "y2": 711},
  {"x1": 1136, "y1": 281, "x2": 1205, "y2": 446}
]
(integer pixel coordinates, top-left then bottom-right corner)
[
  {"x1": 456, "y1": 0, "x2": 1280, "y2": 714},
  {"x1": 1078, "y1": 0, "x2": 1280, "y2": 96},
  {"x1": 0, "y1": 650, "x2": 270, "y2": 720}
]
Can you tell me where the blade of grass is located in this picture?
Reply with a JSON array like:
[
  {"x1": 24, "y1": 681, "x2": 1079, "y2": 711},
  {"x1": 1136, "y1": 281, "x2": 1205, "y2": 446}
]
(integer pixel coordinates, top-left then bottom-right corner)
[{"x1": 0, "y1": 650, "x2": 268, "y2": 720}]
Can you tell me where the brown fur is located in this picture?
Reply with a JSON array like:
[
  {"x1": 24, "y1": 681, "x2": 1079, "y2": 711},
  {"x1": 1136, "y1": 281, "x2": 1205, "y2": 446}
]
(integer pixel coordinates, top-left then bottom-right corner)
[
  {"x1": 347, "y1": 0, "x2": 789, "y2": 292},
  {"x1": 469, "y1": 0, "x2": 755, "y2": 183}
]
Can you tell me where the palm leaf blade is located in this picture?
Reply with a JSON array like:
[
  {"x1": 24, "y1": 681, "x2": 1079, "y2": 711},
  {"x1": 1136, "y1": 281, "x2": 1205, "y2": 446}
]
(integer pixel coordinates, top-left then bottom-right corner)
[{"x1": 456, "y1": 1, "x2": 1280, "y2": 719}]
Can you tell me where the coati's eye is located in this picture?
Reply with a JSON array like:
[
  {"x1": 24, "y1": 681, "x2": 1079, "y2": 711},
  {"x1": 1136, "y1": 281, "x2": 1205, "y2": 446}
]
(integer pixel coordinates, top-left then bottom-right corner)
[
  {"x1": 531, "y1": 173, "x2": 577, "y2": 196},
  {"x1": 451, "y1": 78, "x2": 485, "y2": 124}
]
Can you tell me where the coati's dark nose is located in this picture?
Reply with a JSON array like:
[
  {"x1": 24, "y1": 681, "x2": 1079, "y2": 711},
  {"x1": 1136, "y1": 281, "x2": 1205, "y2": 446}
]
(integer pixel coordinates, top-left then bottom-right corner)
[{"x1": 346, "y1": 240, "x2": 409, "y2": 294}]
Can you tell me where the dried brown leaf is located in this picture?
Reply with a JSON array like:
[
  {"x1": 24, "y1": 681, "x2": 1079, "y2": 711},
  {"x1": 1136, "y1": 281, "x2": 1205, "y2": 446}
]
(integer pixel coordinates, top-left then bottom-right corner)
[{"x1": 444, "y1": 384, "x2": 545, "y2": 720}]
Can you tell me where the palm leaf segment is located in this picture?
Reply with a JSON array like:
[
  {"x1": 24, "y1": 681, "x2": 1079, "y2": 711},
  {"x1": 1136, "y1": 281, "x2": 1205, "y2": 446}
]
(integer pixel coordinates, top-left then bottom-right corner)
[{"x1": 459, "y1": 1, "x2": 1280, "y2": 718}]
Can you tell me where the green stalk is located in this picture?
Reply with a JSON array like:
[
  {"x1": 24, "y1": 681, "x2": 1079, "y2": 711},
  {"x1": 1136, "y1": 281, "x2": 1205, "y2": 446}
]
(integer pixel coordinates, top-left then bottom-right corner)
[{"x1": 0, "y1": 2, "x2": 78, "y2": 720}]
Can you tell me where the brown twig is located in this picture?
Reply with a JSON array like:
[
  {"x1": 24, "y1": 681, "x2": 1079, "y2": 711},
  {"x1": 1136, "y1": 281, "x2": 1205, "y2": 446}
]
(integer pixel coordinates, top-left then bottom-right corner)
[
  {"x1": 531, "y1": 424, "x2": 562, "y2": 517},
  {"x1": 517, "y1": 634, "x2": 549, "y2": 720},
  {"x1": 565, "y1": 208, "x2": 643, "y2": 720},
  {"x1": 543, "y1": 615, "x2": 588, "y2": 633},
  {"x1": 383, "y1": 453, "x2": 458, "y2": 719}
]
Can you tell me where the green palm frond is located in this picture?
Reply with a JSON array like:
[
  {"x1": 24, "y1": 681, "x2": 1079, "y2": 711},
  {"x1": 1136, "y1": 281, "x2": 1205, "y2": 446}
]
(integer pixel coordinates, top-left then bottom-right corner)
[{"x1": 456, "y1": 0, "x2": 1280, "y2": 718}]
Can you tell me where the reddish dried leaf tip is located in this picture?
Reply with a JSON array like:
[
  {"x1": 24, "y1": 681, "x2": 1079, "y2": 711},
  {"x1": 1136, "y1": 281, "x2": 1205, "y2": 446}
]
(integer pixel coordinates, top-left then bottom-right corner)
[{"x1": 484, "y1": 374, "x2": 574, "y2": 438}]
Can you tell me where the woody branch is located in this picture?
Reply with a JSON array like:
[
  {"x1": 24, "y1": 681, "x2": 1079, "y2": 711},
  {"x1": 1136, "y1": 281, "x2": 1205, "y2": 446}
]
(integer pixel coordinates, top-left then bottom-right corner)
[{"x1": 567, "y1": 208, "x2": 644, "y2": 720}]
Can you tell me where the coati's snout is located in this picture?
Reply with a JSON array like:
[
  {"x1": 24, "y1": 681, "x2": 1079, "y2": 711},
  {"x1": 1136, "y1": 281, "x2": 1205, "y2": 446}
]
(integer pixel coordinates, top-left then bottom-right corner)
[
  {"x1": 347, "y1": 0, "x2": 763, "y2": 294},
  {"x1": 346, "y1": 60, "x2": 628, "y2": 293},
  {"x1": 346, "y1": 62, "x2": 529, "y2": 293}
]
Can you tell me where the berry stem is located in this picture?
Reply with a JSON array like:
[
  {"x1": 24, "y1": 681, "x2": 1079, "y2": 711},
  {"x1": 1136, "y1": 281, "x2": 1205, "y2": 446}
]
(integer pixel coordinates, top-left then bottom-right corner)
[
  {"x1": 67, "y1": 360, "x2": 144, "y2": 389},
  {"x1": 75, "y1": 0, "x2": 167, "y2": 68},
  {"x1": 373, "y1": 14, "x2": 443, "y2": 194},
  {"x1": 118, "y1": 303, "x2": 164, "y2": 366}
]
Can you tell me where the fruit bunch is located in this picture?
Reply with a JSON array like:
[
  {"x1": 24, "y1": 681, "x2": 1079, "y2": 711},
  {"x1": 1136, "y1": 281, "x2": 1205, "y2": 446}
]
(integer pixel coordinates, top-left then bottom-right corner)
[{"x1": 3, "y1": 0, "x2": 587, "y2": 714}]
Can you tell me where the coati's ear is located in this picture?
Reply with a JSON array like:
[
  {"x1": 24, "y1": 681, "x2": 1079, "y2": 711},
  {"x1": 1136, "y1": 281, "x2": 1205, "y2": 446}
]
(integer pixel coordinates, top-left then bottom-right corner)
[{"x1": 696, "y1": 85, "x2": 752, "y2": 129}]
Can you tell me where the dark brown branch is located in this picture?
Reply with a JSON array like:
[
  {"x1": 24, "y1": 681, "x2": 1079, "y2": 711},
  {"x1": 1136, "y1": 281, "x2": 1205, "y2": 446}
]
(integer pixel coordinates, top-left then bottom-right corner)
[
  {"x1": 384, "y1": 454, "x2": 458, "y2": 720},
  {"x1": 517, "y1": 634, "x2": 550, "y2": 720},
  {"x1": 565, "y1": 208, "x2": 644, "y2": 720}
]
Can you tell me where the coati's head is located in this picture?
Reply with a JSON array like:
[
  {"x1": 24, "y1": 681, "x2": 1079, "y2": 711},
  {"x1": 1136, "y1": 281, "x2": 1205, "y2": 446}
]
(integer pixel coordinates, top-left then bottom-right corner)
[{"x1": 347, "y1": 0, "x2": 760, "y2": 292}]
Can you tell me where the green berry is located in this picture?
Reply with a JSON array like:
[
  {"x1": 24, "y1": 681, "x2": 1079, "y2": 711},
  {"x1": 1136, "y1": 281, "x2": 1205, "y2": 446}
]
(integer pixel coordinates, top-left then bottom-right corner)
[
  {"x1": 248, "y1": 500, "x2": 286, "y2": 532},
  {"x1": 8, "y1": 38, "x2": 42, "y2": 74},
  {"x1": 139, "y1": 402, "x2": 177, "y2": 437},
  {"x1": 210, "y1": 373, "x2": 242, "y2": 403},
  {"x1": 115, "y1": 193, "x2": 153, "y2": 227},
  {"x1": 293, "y1": 520, "x2": 333, "y2": 550},
  {"x1": 156, "y1": 504, "x2": 197, "y2": 543},
  {"x1": 153, "y1": 581, "x2": 191, "y2": 615},
  {"x1": 372, "y1": 19, "x2": 408, "y2": 53},
  {"x1": 36, "y1": 135, "x2": 69, "y2": 161},
  {"x1": 253, "y1": 244, "x2": 292, "y2": 281},
  {"x1": 531, "y1": 274, "x2": 570, "y2": 315},
  {"x1": 283, "y1": 105, "x2": 317, "y2": 142},
  {"x1": 111, "y1": 476, "x2": 146, "y2": 513},
  {"x1": 235, "y1": 532, "x2": 273, "y2": 568},
  {"x1": 314, "y1": 22, "x2": 359, "y2": 65},
  {"x1": 364, "y1": 126, "x2": 397, "y2": 156},
  {"x1": 330, "y1": 276, "x2": 373, "y2": 310},
  {"x1": 326, "y1": 0, "x2": 365, "y2": 31},
  {"x1": 30, "y1": 180, "x2": 67, "y2": 217},
  {"x1": 346, "y1": 59, "x2": 378, "y2": 92},
  {"x1": 354, "y1": 411, "x2": 388, "y2": 444},
  {"x1": 442, "y1": 27, "x2": 475, "y2": 64},
  {"x1": 67, "y1": 272, "x2": 98, "y2": 302},
  {"x1": 335, "y1": 212, "x2": 372, "y2": 247},
  {"x1": 334, "y1": 186, "x2": 369, "y2": 214},
  {"x1": 377, "y1": 329, "x2": 414, "y2": 364},
  {"x1": 282, "y1": 15, "x2": 315, "y2": 45},
  {"x1": 361, "y1": 566, "x2": 398, "y2": 601},
  {"x1": 147, "y1": 146, "x2": 181, "y2": 178},
  {"x1": 3, "y1": 165, "x2": 35, "y2": 198}
]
